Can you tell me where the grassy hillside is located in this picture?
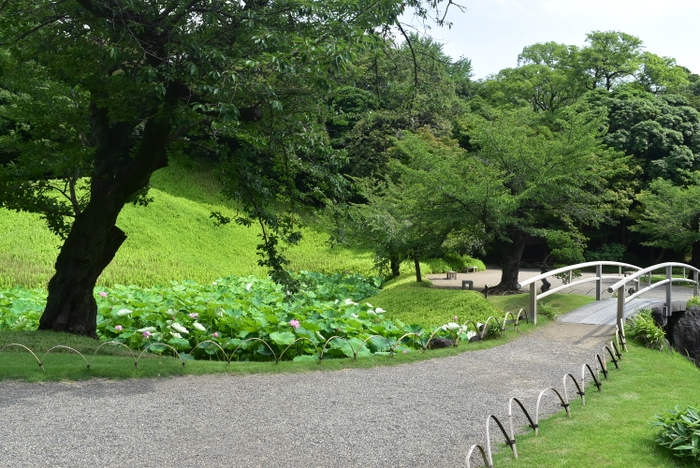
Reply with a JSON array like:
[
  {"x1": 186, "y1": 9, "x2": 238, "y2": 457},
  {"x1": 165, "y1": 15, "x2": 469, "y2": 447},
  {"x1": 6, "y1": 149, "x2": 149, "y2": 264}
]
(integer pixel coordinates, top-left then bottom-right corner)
[{"x1": 0, "y1": 160, "x2": 376, "y2": 288}]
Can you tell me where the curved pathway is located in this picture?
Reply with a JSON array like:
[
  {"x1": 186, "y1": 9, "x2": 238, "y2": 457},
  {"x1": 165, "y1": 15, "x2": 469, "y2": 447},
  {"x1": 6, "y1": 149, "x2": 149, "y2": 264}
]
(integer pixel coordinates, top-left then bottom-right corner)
[{"x1": 0, "y1": 321, "x2": 615, "y2": 467}]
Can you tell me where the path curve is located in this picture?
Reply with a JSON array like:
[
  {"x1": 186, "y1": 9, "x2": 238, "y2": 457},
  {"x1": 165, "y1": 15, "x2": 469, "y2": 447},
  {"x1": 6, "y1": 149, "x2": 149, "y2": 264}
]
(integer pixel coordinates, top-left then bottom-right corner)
[{"x1": 0, "y1": 322, "x2": 615, "y2": 467}]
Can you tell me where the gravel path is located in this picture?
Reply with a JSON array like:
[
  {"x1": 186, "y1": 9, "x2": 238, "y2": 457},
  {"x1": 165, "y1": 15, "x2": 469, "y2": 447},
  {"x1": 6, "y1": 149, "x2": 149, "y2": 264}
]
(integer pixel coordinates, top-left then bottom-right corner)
[{"x1": 0, "y1": 322, "x2": 616, "y2": 468}]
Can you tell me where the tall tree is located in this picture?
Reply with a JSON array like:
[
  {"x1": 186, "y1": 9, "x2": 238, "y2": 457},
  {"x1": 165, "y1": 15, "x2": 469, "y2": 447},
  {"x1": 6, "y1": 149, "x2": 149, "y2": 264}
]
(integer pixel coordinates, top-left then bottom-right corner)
[
  {"x1": 328, "y1": 34, "x2": 470, "y2": 179},
  {"x1": 352, "y1": 129, "x2": 491, "y2": 280},
  {"x1": 0, "y1": 0, "x2": 452, "y2": 337},
  {"x1": 598, "y1": 90, "x2": 700, "y2": 183},
  {"x1": 577, "y1": 31, "x2": 644, "y2": 91},
  {"x1": 454, "y1": 107, "x2": 632, "y2": 291},
  {"x1": 631, "y1": 173, "x2": 700, "y2": 267}
]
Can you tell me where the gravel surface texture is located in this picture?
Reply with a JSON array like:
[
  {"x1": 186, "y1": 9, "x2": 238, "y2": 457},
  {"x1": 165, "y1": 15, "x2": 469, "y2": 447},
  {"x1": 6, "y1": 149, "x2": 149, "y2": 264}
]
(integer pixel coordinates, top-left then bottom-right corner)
[{"x1": 0, "y1": 322, "x2": 616, "y2": 468}]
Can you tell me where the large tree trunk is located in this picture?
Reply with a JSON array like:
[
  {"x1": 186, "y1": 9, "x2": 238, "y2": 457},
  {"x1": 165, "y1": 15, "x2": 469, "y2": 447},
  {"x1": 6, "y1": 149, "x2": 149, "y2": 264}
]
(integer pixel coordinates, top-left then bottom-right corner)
[
  {"x1": 38, "y1": 100, "x2": 173, "y2": 337},
  {"x1": 493, "y1": 231, "x2": 528, "y2": 293},
  {"x1": 390, "y1": 254, "x2": 401, "y2": 279},
  {"x1": 40, "y1": 211, "x2": 127, "y2": 337},
  {"x1": 413, "y1": 254, "x2": 422, "y2": 282},
  {"x1": 690, "y1": 241, "x2": 700, "y2": 270}
]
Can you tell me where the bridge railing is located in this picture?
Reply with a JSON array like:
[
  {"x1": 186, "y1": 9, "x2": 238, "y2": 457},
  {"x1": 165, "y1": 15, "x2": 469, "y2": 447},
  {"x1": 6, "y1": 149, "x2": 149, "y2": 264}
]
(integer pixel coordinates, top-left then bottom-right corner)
[
  {"x1": 607, "y1": 262, "x2": 700, "y2": 334},
  {"x1": 517, "y1": 261, "x2": 644, "y2": 324}
]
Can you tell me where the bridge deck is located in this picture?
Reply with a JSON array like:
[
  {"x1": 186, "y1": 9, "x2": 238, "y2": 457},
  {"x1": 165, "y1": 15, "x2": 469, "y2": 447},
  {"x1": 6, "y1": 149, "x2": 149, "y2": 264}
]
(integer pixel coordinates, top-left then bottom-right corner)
[
  {"x1": 427, "y1": 267, "x2": 695, "y2": 325},
  {"x1": 558, "y1": 298, "x2": 667, "y2": 325}
]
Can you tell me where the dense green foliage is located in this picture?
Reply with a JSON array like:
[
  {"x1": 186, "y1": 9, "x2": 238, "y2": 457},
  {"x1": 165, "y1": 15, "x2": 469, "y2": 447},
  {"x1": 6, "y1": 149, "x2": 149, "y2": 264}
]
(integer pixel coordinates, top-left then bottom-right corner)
[
  {"x1": 652, "y1": 405, "x2": 700, "y2": 462},
  {"x1": 626, "y1": 309, "x2": 668, "y2": 350},
  {"x1": 1, "y1": 272, "x2": 506, "y2": 361},
  {"x1": 471, "y1": 30, "x2": 700, "y2": 270}
]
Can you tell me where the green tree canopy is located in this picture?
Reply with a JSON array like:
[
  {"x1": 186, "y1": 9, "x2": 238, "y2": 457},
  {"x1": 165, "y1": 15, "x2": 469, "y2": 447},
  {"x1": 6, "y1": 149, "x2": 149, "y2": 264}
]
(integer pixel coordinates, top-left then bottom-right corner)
[
  {"x1": 452, "y1": 106, "x2": 632, "y2": 291},
  {"x1": 0, "y1": 0, "x2": 453, "y2": 337},
  {"x1": 632, "y1": 173, "x2": 700, "y2": 266},
  {"x1": 598, "y1": 90, "x2": 700, "y2": 183}
]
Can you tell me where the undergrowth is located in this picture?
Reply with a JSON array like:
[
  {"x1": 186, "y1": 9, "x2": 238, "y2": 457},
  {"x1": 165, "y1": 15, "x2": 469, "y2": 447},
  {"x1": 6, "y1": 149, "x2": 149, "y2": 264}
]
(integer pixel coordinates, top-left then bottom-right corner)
[{"x1": 626, "y1": 309, "x2": 667, "y2": 350}]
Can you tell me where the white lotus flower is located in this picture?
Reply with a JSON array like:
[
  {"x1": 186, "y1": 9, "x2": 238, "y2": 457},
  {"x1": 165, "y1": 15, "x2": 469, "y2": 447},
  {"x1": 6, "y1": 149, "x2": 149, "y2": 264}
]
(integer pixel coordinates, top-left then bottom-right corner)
[
  {"x1": 246, "y1": 282, "x2": 253, "y2": 291},
  {"x1": 375, "y1": 307, "x2": 386, "y2": 314},
  {"x1": 193, "y1": 322, "x2": 206, "y2": 332},
  {"x1": 137, "y1": 327, "x2": 156, "y2": 333},
  {"x1": 466, "y1": 330, "x2": 477, "y2": 340},
  {"x1": 117, "y1": 308, "x2": 132, "y2": 316},
  {"x1": 351, "y1": 313, "x2": 359, "y2": 319},
  {"x1": 171, "y1": 323, "x2": 189, "y2": 334},
  {"x1": 365, "y1": 303, "x2": 373, "y2": 308},
  {"x1": 344, "y1": 298, "x2": 357, "y2": 306},
  {"x1": 170, "y1": 332, "x2": 182, "y2": 339},
  {"x1": 443, "y1": 322, "x2": 460, "y2": 331}
]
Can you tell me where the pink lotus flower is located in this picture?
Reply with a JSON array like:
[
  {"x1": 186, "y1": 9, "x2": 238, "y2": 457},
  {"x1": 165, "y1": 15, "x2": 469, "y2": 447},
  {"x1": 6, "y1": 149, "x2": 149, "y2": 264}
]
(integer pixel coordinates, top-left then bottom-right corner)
[
  {"x1": 289, "y1": 319, "x2": 300, "y2": 329},
  {"x1": 114, "y1": 325, "x2": 123, "y2": 331},
  {"x1": 99, "y1": 291, "x2": 108, "y2": 298},
  {"x1": 189, "y1": 313, "x2": 199, "y2": 319},
  {"x1": 212, "y1": 332, "x2": 219, "y2": 338},
  {"x1": 453, "y1": 315, "x2": 459, "y2": 321},
  {"x1": 142, "y1": 330, "x2": 152, "y2": 338}
]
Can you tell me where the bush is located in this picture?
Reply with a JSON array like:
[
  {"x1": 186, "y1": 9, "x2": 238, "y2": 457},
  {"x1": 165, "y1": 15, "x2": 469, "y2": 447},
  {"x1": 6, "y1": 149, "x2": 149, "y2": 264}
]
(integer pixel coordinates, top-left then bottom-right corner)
[
  {"x1": 626, "y1": 309, "x2": 667, "y2": 350},
  {"x1": 687, "y1": 296, "x2": 700, "y2": 308},
  {"x1": 424, "y1": 255, "x2": 485, "y2": 273},
  {"x1": 652, "y1": 405, "x2": 700, "y2": 462},
  {"x1": 484, "y1": 322, "x2": 503, "y2": 339},
  {"x1": 538, "y1": 303, "x2": 559, "y2": 320},
  {"x1": 585, "y1": 243, "x2": 626, "y2": 262}
]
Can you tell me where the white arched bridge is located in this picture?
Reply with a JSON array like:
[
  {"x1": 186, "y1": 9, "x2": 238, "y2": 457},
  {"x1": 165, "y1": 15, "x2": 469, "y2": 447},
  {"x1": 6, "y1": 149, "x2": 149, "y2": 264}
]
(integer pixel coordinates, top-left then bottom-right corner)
[{"x1": 518, "y1": 261, "x2": 700, "y2": 341}]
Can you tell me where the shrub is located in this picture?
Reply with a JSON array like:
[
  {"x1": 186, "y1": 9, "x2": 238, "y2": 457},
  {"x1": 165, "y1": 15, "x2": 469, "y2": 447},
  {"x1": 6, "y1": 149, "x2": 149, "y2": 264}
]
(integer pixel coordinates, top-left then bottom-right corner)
[
  {"x1": 626, "y1": 309, "x2": 667, "y2": 350},
  {"x1": 538, "y1": 303, "x2": 559, "y2": 320},
  {"x1": 652, "y1": 405, "x2": 700, "y2": 462},
  {"x1": 687, "y1": 296, "x2": 700, "y2": 308},
  {"x1": 484, "y1": 322, "x2": 503, "y2": 339},
  {"x1": 424, "y1": 255, "x2": 485, "y2": 274},
  {"x1": 585, "y1": 243, "x2": 626, "y2": 262}
]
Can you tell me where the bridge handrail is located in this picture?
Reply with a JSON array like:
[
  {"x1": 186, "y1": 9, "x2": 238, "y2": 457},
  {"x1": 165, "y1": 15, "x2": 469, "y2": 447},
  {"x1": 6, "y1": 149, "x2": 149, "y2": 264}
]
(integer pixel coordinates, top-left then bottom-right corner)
[
  {"x1": 517, "y1": 261, "x2": 641, "y2": 289},
  {"x1": 518, "y1": 260, "x2": 699, "y2": 349},
  {"x1": 607, "y1": 262, "x2": 700, "y2": 293},
  {"x1": 605, "y1": 262, "x2": 700, "y2": 349}
]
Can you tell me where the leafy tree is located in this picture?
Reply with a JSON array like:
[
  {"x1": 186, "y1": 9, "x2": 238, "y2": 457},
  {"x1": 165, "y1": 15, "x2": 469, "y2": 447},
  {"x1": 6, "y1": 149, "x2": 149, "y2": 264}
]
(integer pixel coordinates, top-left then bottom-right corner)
[
  {"x1": 598, "y1": 90, "x2": 700, "y2": 183},
  {"x1": 329, "y1": 34, "x2": 469, "y2": 179},
  {"x1": 577, "y1": 31, "x2": 644, "y2": 91},
  {"x1": 473, "y1": 31, "x2": 696, "y2": 264},
  {"x1": 636, "y1": 53, "x2": 690, "y2": 95},
  {"x1": 0, "y1": 0, "x2": 452, "y2": 337},
  {"x1": 631, "y1": 173, "x2": 700, "y2": 267},
  {"x1": 453, "y1": 107, "x2": 631, "y2": 291},
  {"x1": 351, "y1": 129, "x2": 478, "y2": 280},
  {"x1": 478, "y1": 42, "x2": 584, "y2": 115},
  {"x1": 355, "y1": 107, "x2": 630, "y2": 292}
]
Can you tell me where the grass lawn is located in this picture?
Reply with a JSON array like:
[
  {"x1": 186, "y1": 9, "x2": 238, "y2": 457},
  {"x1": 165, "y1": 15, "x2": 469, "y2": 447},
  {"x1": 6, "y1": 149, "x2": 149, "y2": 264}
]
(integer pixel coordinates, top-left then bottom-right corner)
[{"x1": 490, "y1": 342, "x2": 699, "y2": 468}]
